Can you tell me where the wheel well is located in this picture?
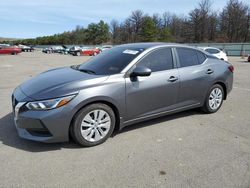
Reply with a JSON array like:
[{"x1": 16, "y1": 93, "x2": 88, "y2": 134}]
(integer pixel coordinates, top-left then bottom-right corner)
[
  {"x1": 214, "y1": 82, "x2": 227, "y2": 100},
  {"x1": 69, "y1": 100, "x2": 120, "y2": 138}
]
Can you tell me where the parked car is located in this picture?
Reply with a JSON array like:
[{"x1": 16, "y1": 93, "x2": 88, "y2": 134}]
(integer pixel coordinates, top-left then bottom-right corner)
[
  {"x1": 42, "y1": 46, "x2": 65, "y2": 54},
  {"x1": 42, "y1": 47, "x2": 52, "y2": 53},
  {"x1": 57, "y1": 45, "x2": 70, "y2": 54},
  {"x1": 0, "y1": 43, "x2": 10, "y2": 48},
  {"x1": 0, "y1": 46, "x2": 22, "y2": 55},
  {"x1": 12, "y1": 43, "x2": 234, "y2": 147},
  {"x1": 248, "y1": 54, "x2": 250, "y2": 62},
  {"x1": 71, "y1": 46, "x2": 101, "y2": 56},
  {"x1": 18, "y1": 44, "x2": 34, "y2": 52},
  {"x1": 68, "y1": 46, "x2": 82, "y2": 55},
  {"x1": 199, "y1": 47, "x2": 228, "y2": 61},
  {"x1": 100, "y1": 45, "x2": 112, "y2": 52}
]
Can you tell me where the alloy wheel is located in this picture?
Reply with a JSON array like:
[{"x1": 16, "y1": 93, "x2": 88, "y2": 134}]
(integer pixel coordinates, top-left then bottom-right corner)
[
  {"x1": 209, "y1": 88, "x2": 223, "y2": 110},
  {"x1": 80, "y1": 109, "x2": 111, "y2": 142}
]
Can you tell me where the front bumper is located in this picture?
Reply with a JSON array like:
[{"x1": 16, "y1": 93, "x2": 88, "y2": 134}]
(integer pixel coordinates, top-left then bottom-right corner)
[{"x1": 12, "y1": 87, "x2": 75, "y2": 143}]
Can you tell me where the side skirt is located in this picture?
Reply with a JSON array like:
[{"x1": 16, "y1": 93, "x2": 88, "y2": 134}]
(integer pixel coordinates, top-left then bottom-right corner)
[{"x1": 120, "y1": 103, "x2": 201, "y2": 130}]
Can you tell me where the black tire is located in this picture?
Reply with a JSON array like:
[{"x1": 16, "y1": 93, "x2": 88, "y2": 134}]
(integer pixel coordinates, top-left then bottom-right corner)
[
  {"x1": 70, "y1": 103, "x2": 116, "y2": 147},
  {"x1": 76, "y1": 51, "x2": 81, "y2": 56},
  {"x1": 201, "y1": 84, "x2": 224, "y2": 113}
]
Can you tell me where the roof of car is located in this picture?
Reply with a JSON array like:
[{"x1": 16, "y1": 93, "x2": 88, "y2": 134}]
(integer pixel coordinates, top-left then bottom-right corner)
[
  {"x1": 119, "y1": 42, "x2": 178, "y2": 49},
  {"x1": 199, "y1": 47, "x2": 220, "y2": 50}
]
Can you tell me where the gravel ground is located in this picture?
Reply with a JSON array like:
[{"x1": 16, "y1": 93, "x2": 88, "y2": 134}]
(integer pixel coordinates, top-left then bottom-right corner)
[{"x1": 0, "y1": 51, "x2": 250, "y2": 188}]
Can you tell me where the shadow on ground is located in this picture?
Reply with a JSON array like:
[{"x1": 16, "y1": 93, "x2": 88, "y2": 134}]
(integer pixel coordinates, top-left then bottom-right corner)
[{"x1": 0, "y1": 109, "x2": 204, "y2": 152}]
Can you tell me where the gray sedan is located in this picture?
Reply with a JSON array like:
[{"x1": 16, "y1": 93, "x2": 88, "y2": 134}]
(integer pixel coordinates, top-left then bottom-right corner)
[{"x1": 12, "y1": 43, "x2": 234, "y2": 146}]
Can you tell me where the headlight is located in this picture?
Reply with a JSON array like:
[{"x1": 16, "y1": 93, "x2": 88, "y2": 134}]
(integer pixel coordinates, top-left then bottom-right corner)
[{"x1": 26, "y1": 95, "x2": 76, "y2": 110}]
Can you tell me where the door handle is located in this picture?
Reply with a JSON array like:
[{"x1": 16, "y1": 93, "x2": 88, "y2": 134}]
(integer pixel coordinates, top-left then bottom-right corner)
[
  {"x1": 168, "y1": 76, "x2": 178, "y2": 82},
  {"x1": 206, "y1": 69, "x2": 214, "y2": 74}
]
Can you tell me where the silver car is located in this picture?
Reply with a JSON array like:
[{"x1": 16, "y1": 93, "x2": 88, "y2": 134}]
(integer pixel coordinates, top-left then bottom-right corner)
[{"x1": 12, "y1": 43, "x2": 234, "y2": 146}]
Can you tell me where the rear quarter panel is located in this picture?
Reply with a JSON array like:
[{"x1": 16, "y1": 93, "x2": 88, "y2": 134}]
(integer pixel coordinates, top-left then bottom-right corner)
[{"x1": 205, "y1": 59, "x2": 233, "y2": 97}]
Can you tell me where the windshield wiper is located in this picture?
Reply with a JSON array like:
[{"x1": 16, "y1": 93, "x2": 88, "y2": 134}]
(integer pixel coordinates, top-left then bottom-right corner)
[
  {"x1": 70, "y1": 65, "x2": 96, "y2": 75},
  {"x1": 78, "y1": 69, "x2": 96, "y2": 75},
  {"x1": 70, "y1": 65, "x2": 80, "y2": 70}
]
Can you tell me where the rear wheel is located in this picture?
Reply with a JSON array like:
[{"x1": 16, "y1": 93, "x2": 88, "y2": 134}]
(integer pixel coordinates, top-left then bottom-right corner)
[
  {"x1": 202, "y1": 84, "x2": 224, "y2": 113},
  {"x1": 76, "y1": 51, "x2": 81, "y2": 56},
  {"x1": 71, "y1": 103, "x2": 116, "y2": 147}
]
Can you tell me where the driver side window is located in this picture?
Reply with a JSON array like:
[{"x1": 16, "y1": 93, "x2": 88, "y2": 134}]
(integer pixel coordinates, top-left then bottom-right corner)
[{"x1": 137, "y1": 48, "x2": 173, "y2": 72}]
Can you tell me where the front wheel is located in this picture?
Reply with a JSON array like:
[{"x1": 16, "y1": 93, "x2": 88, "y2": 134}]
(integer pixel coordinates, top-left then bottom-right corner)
[
  {"x1": 70, "y1": 103, "x2": 116, "y2": 147},
  {"x1": 201, "y1": 84, "x2": 224, "y2": 113}
]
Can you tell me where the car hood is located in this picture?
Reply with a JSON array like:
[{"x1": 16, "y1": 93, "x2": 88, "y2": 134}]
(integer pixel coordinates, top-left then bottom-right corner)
[{"x1": 19, "y1": 66, "x2": 109, "y2": 100}]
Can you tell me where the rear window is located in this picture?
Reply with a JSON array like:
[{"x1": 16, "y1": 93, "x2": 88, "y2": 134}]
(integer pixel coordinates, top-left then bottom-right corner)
[
  {"x1": 79, "y1": 46, "x2": 145, "y2": 75},
  {"x1": 205, "y1": 48, "x2": 220, "y2": 54}
]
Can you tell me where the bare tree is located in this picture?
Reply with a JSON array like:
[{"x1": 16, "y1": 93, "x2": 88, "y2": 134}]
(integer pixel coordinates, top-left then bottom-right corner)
[
  {"x1": 208, "y1": 12, "x2": 218, "y2": 41},
  {"x1": 220, "y1": 0, "x2": 250, "y2": 42},
  {"x1": 128, "y1": 10, "x2": 145, "y2": 42},
  {"x1": 162, "y1": 12, "x2": 172, "y2": 27},
  {"x1": 189, "y1": 0, "x2": 213, "y2": 42},
  {"x1": 110, "y1": 19, "x2": 119, "y2": 44}
]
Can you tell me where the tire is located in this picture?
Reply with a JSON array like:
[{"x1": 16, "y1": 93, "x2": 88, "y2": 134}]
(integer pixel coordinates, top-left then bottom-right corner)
[
  {"x1": 70, "y1": 103, "x2": 116, "y2": 147},
  {"x1": 76, "y1": 51, "x2": 81, "y2": 56},
  {"x1": 93, "y1": 52, "x2": 97, "y2": 56},
  {"x1": 201, "y1": 84, "x2": 224, "y2": 113}
]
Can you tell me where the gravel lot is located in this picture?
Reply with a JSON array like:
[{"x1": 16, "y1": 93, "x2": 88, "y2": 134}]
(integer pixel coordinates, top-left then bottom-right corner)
[{"x1": 0, "y1": 51, "x2": 250, "y2": 188}]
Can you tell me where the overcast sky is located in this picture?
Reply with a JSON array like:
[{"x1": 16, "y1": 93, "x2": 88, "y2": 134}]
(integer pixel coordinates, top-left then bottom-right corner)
[{"x1": 0, "y1": 0, "x2": 249, "y2": 38}]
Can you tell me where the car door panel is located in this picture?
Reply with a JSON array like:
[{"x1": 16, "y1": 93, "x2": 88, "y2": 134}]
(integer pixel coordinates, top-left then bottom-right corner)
[
  {"x1": 125, "y1": 70, "x2": 179, "y2": 121},
  {"x1": 175, "y1": 47, "x2": 214, "y2": 106},
  {"x1": 178, "y1": 64, "x2": 213, "y2": 106}
]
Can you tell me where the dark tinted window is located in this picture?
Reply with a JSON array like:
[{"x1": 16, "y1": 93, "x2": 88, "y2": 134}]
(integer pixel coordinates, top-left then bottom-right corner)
[
  {"x1": 177, "y1": 48, "x2": 200, "y2": 67},
  {"x1": 205, "y1": 48, "x2": 220, "y2": 54},
  {"x1": 79, "y1": 46, "x2": 145, "y2": 75},
  {"x1": 137, "y1": 48, "x2": 173, "y2": 72},
  {"x1": 197, "y1": 51, "x2": 207, "y2": 64}
]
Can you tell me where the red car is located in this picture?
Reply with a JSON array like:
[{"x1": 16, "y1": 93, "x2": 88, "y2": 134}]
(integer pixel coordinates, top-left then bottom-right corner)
[
  {"x1": 0, "y1": 46, "x2": 22, "y2": 55},
  {"x1": 73, "y1": 47, "x2": 101, "y2": 56}
]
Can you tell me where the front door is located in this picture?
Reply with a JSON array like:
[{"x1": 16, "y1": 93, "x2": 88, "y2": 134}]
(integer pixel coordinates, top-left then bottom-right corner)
[{"x1": 125, "y1": 47, "x2": 179, "y2": 121}]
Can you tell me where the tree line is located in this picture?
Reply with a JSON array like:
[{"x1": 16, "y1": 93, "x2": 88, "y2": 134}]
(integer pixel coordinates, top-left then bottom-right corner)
[{"x1": 8, "y1": 0, "x2": 250, "y2": 45}]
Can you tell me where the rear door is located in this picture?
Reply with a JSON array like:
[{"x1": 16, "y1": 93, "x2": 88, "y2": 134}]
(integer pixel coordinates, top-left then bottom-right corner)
[
  {"x1": 175, "y1": 47, "x2": 213, "y2": 106},
  {"x1": 125, "y1": 47, "x2": 179, "y2": 121}
]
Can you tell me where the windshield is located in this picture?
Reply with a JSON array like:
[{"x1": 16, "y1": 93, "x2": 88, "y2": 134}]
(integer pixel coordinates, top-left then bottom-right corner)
[{"x1": 78, "y1": 46, "x2": 145, "y2": 75}]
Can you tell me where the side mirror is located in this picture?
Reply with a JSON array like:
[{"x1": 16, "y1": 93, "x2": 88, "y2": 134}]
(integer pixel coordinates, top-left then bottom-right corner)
[{"x1": 130, "y1": 66, "x2": 152, "y2": 77}]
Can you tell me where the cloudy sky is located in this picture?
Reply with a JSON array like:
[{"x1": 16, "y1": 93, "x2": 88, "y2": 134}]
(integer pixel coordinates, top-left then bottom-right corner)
[{"x1": 0, "y1": 0, "x2": 248, "y2": 38}]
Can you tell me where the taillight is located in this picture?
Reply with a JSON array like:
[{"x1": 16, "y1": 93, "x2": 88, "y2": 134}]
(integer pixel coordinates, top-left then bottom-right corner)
[{"x1": 228, "y1": 65, "x2": 234, "y2": 73}]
